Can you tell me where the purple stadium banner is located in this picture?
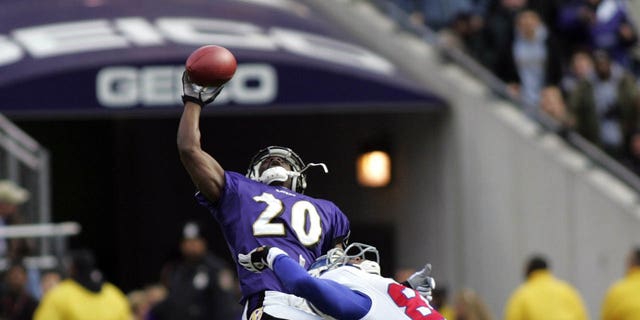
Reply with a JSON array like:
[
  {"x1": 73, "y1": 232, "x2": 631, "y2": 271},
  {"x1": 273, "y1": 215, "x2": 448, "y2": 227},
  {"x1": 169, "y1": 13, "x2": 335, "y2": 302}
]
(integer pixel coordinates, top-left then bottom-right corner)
[{"x1": 0, "y1": 0, "x2": 445, "y2": 117}]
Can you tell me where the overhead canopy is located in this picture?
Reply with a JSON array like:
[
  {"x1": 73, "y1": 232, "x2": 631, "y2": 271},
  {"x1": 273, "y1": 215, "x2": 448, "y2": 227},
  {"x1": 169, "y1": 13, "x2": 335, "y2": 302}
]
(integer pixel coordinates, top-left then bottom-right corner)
[{"x1": 0, "y1": 0, "x2": 446, "y2": 117}]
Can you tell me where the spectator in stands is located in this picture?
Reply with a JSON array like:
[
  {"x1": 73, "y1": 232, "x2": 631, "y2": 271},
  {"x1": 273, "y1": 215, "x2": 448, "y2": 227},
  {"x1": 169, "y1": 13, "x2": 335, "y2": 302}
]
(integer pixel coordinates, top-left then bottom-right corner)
[
  {"x1": 565, "y1": 50, "x2": 640, "y2": 160},
  {"x1": 438, "y1": 10, "x2": 491, "y2": 65},
  {"x1": 0, "y1": 180, "x2": 32, "y2": 260},
  {"x1": 148, "y1": 221, "x2": 241, "y2": 320},
  {"x1": 600, "y1": 246, "x2": 640, "y2": 320},
  {"x1": 540, "y1": 86, "x2": 572, "y2": 127},
  {"x1": 128, "y1": 289, "x2": 147, "y2": 320},
  {"x1": 562, "y1": 49, "x2": 596, "y2": 95},
  {"x1": 558, "y1": 0, "x2": 637, "y2": 68},
  {"x1": 0, "y1": 260, "x2": 38, "y2": 320},
  {"x1": 143, "y1": 284, "x2": 167, "y2": 314},
  {"x1": 628, "y1": 134, "x2": 640, "y2": 173},
  {"x1": 504, "y1": 254, "x2": 589, "y2": 320},
  {"x1": 33, "y1": 249, "x2": 131, "y2": 320},
  {"x1": 525, "y1": 0, "x2": 562, "y2": 34},
  {"x1": 483, "y1": 0, "x2": 529, "y2": 74},
  {"x1": 432, "y1": 287, "x2": 456, "y2": 320},
  {"x1": 500, "y1": 9, "x2": 563, "y2": 117},
  {"x1": 453, "y1": 288, "x2": 494, "y2": 320},
  {"x1": 396, "y1": 0, "x2": 488, "y2": 31},
  {"x1": 128, "y1": 284, "x2": 167, "y2": 320},
  {"x1": 38, "y1": 268, "x2": 62, "y2": 299}
]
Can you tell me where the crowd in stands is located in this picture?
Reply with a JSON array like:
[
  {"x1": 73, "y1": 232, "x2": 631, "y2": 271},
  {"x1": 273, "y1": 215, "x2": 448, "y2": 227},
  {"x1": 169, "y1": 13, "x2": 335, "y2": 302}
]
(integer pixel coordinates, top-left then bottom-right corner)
[{"x1": 395, "y1": 0, "x2": 640, "y2": 174}]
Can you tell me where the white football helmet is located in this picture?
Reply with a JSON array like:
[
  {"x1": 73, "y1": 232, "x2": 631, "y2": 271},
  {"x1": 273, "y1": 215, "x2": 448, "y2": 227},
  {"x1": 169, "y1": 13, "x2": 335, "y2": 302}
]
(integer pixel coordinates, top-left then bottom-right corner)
[
  {"x1": 246, "y1": 146, "x2": 328, "y2": 194},
  {"x1": 328, "y1": 242, "x2": 381, "y2": 276}
]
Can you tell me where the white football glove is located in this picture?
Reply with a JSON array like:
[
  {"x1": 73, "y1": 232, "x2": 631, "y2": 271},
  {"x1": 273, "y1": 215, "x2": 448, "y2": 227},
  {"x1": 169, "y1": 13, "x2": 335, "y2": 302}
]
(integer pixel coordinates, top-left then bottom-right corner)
[
  {"x1": 181, "y1": 71, "x2": 224, "y2": 107},
  {"x1": 407, "y1": 263, "x2": 436, "y2": 301},
  {"x1": 238, "y1": 246, "x2": 287, "y2": 273}
]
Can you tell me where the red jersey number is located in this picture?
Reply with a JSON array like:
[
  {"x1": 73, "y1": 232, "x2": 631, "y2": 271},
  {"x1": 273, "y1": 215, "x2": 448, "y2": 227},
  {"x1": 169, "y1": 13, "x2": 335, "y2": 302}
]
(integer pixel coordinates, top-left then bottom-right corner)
[{"x1": 388, "y1": 283, "x2": 440, "y2": 320}]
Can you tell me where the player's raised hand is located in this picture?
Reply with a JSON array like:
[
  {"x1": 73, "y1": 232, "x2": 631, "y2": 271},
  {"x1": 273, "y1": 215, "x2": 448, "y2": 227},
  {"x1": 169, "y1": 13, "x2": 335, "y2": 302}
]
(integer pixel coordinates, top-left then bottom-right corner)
[
  {"x1": 407, "y1": 263, "x2": 436, "y2": 301},
  {"x1": 181, "y1": 71, "x2": 224, "y2": 107}
]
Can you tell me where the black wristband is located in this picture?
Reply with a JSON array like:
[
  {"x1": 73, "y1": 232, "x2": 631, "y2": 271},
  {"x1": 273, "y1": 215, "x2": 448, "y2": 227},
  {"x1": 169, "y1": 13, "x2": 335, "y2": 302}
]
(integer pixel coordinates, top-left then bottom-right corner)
[{"x1": 181, "y1": 95, "x2": 204, "y2": 107}]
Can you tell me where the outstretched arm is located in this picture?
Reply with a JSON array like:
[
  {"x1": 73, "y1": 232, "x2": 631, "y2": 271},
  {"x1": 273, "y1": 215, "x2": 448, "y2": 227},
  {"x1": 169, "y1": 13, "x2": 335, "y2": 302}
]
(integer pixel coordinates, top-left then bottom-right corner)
[
  {"x1": 238, "y1": 247, "x2": 371, "y2": 319},
  {"x1": 177, "y1": 72, "x2": 225, "y2": 202},
  {"x1": 273, "y1": 254, "x2": 371, "y2": 319}
]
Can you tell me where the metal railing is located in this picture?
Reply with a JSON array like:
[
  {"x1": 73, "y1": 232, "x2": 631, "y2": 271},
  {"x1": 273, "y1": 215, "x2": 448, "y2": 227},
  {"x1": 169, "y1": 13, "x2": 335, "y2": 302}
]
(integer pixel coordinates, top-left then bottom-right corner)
[
  {"x1": 0, "y1": 112, "x2": 64, "y2": 258},
  {"x1": 0, "y1": 112, "x2": 51, "y2": 223},
  {"x1": 0, "y1": 222, "x2": 81, "y2": 270}
]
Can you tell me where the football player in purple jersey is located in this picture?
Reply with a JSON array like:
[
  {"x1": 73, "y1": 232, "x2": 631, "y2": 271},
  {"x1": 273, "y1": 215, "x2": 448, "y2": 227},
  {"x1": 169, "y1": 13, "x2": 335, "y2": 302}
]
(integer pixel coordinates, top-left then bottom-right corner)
[{"x1": 178, "y1": 73, "x2": 351, "y2": 320}]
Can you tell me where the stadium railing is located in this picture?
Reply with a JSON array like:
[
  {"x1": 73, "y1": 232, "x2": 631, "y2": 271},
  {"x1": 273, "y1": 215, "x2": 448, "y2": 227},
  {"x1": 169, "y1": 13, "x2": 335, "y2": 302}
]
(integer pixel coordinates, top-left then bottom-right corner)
[{"x1": 0, "y1": 112, "x2": 80, "y2": 268}]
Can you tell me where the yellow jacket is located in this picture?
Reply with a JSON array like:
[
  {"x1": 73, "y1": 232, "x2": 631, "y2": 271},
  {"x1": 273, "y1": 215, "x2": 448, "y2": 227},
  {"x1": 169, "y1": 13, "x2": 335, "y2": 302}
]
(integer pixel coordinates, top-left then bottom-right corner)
[
  {"x1": 504, "y1": 270, "x2": 589, "y2": 320},
  {"x1": 601, "y1": 267, "x2": 640, "y2": 320},
  {"x1": 439, "y1": 304, "x2": 455, "y2": 320},
  {"x1": 34, "y1": 279, "x2": 131, "y2": 320}
]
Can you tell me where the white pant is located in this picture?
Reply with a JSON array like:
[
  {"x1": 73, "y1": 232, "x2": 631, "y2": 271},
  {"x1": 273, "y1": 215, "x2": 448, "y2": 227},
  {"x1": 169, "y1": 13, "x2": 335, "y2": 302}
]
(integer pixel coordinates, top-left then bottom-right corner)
[{"x1": 242, "y1": 291, "x2": 322, "y2": 320}]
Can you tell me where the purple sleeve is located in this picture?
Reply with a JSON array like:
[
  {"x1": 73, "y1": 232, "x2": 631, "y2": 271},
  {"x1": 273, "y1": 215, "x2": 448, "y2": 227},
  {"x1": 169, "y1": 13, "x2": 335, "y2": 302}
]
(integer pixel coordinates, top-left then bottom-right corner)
[{"x1": 272, "y1": 255, "x2": 370, "y2": 319}]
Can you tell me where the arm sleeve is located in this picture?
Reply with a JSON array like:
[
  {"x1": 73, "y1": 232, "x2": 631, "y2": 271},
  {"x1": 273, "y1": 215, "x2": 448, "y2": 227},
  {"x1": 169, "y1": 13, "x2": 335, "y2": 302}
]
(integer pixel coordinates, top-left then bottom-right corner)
[{"x1": 272, "y1": 255, "x2": 371, "y2": 320}]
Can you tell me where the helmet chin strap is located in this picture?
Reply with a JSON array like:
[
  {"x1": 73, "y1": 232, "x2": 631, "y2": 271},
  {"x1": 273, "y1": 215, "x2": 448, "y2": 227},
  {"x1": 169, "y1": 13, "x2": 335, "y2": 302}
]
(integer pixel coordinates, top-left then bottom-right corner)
[{"x1": 258, "y1": 166, "x2": 297, "y2": 185}]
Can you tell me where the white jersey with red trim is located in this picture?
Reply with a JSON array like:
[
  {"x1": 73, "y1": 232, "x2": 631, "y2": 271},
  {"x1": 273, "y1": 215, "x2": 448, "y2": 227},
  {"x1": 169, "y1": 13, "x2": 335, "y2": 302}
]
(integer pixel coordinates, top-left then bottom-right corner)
[{"x1": 319, "y1": 266, "x2": 444, "y2": 320}]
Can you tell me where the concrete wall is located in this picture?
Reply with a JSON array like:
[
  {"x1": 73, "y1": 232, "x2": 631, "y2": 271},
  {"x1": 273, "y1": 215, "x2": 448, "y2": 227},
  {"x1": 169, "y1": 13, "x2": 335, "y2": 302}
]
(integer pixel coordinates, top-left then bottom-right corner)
[
  {"x1": 312, "y1": 1, "x2": 640, "y2": 318},
  {"x1": 434, "y1": 64, "x2": 640, "y2": 318}
]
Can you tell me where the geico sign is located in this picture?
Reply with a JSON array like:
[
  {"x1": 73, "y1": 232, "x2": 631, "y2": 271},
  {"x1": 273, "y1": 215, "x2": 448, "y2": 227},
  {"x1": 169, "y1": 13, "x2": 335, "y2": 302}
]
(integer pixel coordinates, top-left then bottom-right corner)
[
  {"x1": 0, "y1": 17, "x2": 394, "y2": 75},
  {"x1": 96, "y1": 64, "x2": 277, "y2": 108}
]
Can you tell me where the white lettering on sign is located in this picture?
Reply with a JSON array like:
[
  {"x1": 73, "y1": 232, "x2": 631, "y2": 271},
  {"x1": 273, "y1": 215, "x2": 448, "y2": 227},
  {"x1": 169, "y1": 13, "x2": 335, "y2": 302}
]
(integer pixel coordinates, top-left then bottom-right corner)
[
  {"x1": 12, "y1": 20, "x2": 130, "y2": 58},
  {"x1": 96, "y1": 67, "x2": 138, "y2": 108},
  {"x1": 0, "y1": 17, "x2": 395, "y2": 74},
  {"x1": 0, "y1": 36, "x2": 22, "y2": 66},
  {"x1": 156, "y1": 18, "x2": 277, "y2": 50},
  {"x1": 96, "y1": 64, "x2": 278, "y2": 108},
  {"x1": 270, "y1": 27, "x2": 392, "y2": 76}
]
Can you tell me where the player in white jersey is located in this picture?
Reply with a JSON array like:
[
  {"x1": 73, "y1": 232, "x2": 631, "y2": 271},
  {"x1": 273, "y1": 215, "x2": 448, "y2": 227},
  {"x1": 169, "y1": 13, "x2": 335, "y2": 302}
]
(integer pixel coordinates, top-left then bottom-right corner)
[{"x1": 239, "y1": 243, "x2": 445, "y2": 320}]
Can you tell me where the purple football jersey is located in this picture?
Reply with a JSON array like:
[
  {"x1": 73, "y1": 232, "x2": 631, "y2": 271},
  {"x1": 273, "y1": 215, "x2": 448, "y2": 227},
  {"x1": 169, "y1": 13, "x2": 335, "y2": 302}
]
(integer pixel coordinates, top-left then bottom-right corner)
[{"x1": 196, "y1": 171, "x2": 350, "y2": 302}]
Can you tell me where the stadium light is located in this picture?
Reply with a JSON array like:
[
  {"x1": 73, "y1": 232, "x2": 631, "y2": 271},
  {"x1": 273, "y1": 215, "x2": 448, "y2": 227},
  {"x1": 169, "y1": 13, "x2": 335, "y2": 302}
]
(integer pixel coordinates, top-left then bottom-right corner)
[{"x1": 356, "y1": 150, "x2": 391, "y2": 187}]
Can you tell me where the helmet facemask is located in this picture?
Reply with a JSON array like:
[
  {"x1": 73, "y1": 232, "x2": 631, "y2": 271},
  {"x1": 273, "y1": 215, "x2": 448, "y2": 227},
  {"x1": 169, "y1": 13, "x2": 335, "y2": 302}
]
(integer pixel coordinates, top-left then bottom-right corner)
[
  {"x1": 246, "y1": 146, "x2": 327, "y2": 194},
  {"x1": 329, "y1": 242, "x2": 381, "y2": 276},
  {"x1": 308, "y1": 247, "x2": 345, "y2": 277}
]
